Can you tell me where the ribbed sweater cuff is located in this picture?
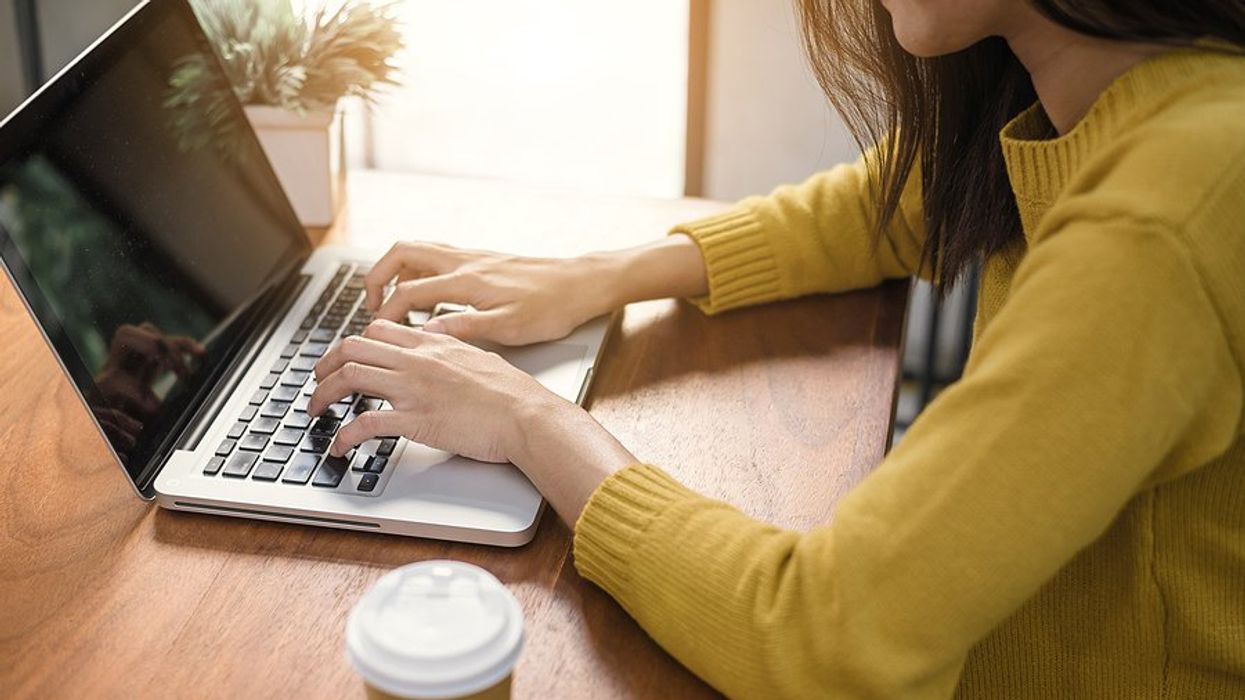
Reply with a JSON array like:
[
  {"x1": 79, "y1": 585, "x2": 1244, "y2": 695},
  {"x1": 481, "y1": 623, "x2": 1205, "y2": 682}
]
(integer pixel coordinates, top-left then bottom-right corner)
[
  {"x1": 669, "y1": 206, "x2": 784, "y2": 315},
  {"x1": 573, "y1": 463, "x2": 694, "y2": 596}
]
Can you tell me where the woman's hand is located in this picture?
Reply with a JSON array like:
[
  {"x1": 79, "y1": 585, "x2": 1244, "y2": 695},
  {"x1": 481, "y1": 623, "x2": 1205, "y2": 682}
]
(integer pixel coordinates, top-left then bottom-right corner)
[
  {"x1": 90, "y1": 323, "x2": 205, "y2": 459},
  {"x1": 309, "y1": 320, "x2": 548, "y2": 462},
  {"x1": 309, "y1": 319, "x2": 637, "y2": 525},
  {"x1": 362, "y1": 235, "x2": 711, "y2": 348},
  {"x1": 363, "y1": 241, "x2": 621, "y2": 346}
]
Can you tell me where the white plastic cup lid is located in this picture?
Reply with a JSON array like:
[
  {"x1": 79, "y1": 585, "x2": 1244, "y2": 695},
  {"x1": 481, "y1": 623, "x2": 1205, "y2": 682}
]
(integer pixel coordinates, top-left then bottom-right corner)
[{"x1": 345, "y1": 560, "x2": 525, "y2": 699}]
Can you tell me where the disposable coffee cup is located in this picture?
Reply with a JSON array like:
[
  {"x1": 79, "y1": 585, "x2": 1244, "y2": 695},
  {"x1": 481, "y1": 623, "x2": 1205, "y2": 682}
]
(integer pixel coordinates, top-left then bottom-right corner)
[{"x1": 346, "y1": 560, "x2": 524, "y2": 700}]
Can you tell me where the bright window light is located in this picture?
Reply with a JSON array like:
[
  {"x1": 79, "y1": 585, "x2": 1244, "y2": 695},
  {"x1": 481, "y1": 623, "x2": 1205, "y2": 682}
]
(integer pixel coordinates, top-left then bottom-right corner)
[{"x1": 339, "y1": 1, "x2": 690, "y2": 198}]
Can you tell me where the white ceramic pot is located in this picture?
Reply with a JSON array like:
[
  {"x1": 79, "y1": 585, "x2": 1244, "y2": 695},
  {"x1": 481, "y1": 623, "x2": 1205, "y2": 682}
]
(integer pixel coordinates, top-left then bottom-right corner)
[{"x1": 244, "y1": 105, "x2": 345, "y2": 228}]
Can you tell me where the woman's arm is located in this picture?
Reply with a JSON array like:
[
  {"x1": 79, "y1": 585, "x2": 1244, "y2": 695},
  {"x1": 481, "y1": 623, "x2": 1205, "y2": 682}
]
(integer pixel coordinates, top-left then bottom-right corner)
[
  {"x1": 570, "y1": 214, "x2": 1240, "y2": 697},
  {"x1": 359, "y1": 146, "x2": 922, "y2": 347},
  {"x1": 671, "y1": 149, "x2": 926, "y2": 315}
]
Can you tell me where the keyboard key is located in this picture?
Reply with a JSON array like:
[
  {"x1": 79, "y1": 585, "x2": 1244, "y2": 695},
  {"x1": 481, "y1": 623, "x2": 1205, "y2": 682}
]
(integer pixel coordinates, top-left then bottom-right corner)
[
  {"x1": 310, "y1": 416, "x2": 341, "y2": 436},
  {"x1": 300, "y1": 435, "x2": 331, "y2": 453},
  {"x1": 259, "y1": 372, "x2": 281, "y2": 390},
  {"x1": 377, "y1": 438, "x2": 397, "y2": 457},
  {"x1": 250, "y1": 417, "x2": 281, "y2": 435},
  {"x1": 263, "y1": 445, "x2": 295, "y2": 463},
  {"x1": 222, "y1": 451, "x2": 259, "y2": 478},
  {"x1": 290, "y1": 356, "x2": 318, "y2": 372},
  {"x1": 282, "y1": 371, "x2": 310, "y2": 387},
  {"x1": 293, "y1": 395, "x2": 311, "y2": 412},
  {"x1": 300, "y1": 342, "x2": 329, "y2": 357},
  {"x1": 215, "y1": 439, "x2": 236, "y2": 457},
  {"x1": 227, "y1": 422, "x2": 246, "y2": 440},
  {"x1": 292, "y1": 330, "x2": 309, "y2": 344},
  {"x1": 357, "y1": 473, "x2": 379, "y2": 492},
  {"x1": 238, "y1": 405, "x2": 258, "y2": 422},
  {"x1": 270, "y1": 358, "x2": 290, "y2": 374},
  {"x1": 284, "y1": 412, "x2": 312, "y2": 430},
  {"x1": 239, "y1": 433, "x2": 269, "y2": 451},
  {"x1": 260, "y1": 400, "x2": 291, "y2": 418},
  {"x1": 300, "y1": 315, "x2": 317, "y2": 330},
  {"x1": 325, "y1": 403, "x2": 350, "y2": 421},
  {"x1": 271, "y1": 385, "x2": 300, "y2": 402},
  {"x1": 303, "y1": 379, "x2": 317, "y2": 396},
  {"x1": 354, "y1": 397, "x2": 383, "y2": 415},
  {"x1": 249, "y1": 389, "x2": 268, "y2": 405},
  {"x1": 252, "y1": 461, "x2": 283, "y2": 481},
  {"x1": 312, "y1": 454, "x2": 350, "y2": 487},
  {"x1": 280, "y1": 343, "x2": 299, "y2": 359},
  {"x1": 282, "y1": 454, "x2": 319, "y2": 484},
  {"x1": 272, "y1": 428, "x2": 303, "y2": 446},
  {"x1": 363, "y1": 455, "x2": 388, "y2": 474},
  {"x1": 203, "y1": 456, "x2": 225, "y2": 476},
  {"x1": 309, "y1": 329, "x2": 336, "y2": 343}
]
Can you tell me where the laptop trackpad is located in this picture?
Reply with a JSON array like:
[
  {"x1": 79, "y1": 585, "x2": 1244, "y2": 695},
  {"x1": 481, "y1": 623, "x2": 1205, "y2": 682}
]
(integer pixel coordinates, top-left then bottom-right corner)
[{"x1": 496, "y1": 341, "x2": 589, "y2": 401}]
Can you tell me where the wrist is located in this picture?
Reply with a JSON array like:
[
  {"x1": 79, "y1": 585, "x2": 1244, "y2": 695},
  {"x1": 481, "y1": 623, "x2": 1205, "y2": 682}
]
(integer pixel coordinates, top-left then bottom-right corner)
[
  {"x1": 575, "y1": 248, "x2": 639, "y2": 318},
  {"x1": 510, "y1": 393, "x2": 636, "y2": 526},
  {"x1": 578, "y1": 234, "x2": 709, "y2": 313}
]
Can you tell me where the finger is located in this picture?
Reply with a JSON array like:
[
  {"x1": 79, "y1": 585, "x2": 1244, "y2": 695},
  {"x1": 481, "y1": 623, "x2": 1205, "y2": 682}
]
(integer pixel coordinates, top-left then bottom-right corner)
[
  {"x1": 308, "y1": 363, "x2": 397, "y2": 416},
  {"x1": 313, "y1": 334, "x2": 407, "y2": 381},
  {"x1": 375, "y1": 275, "x2": 469, "y2": 323},
  {"x1": 363, "y1": 244, "x2": 411, "y2": 312},
  {"x1": 364, "y1": 242, "x2": 458, "y2": 311},
  {"x1": 360, "y1": 318, "x2": 431, "y2": 349},
  {"x1": 120, "y1": 326, "x2": 162, "y2": 356},
  {"x1": 103, "y1": 381, "x2": 159, "y2": 419},
  {"x1": 332, "y1": 410, "x2": 409, "y2": 457},
  {"x1": 156, "y1": 339, "x2": 193, "y2": 378},
  {"x1": 422, "y1": 309, "x2": 509, "y2": 343},
  {"x1": 167, "y1": 335, "x2": 207, "y2": 357}
]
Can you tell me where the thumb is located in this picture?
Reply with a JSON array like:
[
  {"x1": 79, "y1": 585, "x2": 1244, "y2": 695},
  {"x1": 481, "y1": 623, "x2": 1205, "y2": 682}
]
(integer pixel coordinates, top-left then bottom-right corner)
[{"x1": 423, "y1": 310, "x2": 500, "y2": 342}]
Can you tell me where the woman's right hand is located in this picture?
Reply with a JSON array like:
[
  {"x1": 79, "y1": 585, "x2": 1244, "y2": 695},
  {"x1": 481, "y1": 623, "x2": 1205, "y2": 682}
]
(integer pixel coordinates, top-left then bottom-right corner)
[{"x1": 363, "y1": 241, "x2": 623, "y2": 346}]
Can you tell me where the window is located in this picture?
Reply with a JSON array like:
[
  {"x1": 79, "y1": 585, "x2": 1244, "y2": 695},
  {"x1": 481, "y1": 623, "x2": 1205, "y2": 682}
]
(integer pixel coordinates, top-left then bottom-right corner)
[{"x1": 357, "y1": 1, "x2": 689, "y2": 198}]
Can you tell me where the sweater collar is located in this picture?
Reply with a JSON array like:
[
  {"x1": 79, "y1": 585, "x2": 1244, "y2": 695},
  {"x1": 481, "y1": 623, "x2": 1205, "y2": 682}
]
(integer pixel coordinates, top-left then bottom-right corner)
[{"x1": 999, "y1": 46, "x2": 1235, "y2": 207}]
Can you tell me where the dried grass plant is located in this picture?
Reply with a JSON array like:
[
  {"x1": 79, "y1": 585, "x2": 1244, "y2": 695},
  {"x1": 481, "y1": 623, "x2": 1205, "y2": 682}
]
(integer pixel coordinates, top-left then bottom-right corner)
[{"x1": 191, "y1": 0, "x2": 404, "y2": 111}]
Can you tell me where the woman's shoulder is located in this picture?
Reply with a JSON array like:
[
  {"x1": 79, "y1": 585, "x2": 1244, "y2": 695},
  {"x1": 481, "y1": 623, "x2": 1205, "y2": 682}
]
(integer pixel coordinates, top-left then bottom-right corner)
[{"x1": 1063, "y1": 49, "x2": 1245, "y2": 233}]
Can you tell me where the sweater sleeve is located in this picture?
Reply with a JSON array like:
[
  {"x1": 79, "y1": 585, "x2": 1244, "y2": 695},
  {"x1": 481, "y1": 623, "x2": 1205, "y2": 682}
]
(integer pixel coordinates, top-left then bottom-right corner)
[
  {"x1": 573, "y1": 215, "x2": 1241, "y2": 698},
  {"x1": 670, "y1": 150, "x2": 925, "y2": 315}
]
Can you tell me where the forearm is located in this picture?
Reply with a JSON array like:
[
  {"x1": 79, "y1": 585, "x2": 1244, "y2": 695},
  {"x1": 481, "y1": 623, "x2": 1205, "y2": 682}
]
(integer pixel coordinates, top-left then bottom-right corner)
[{"x1": 582, "y1": 234, "x2": 709, "y2": 311}]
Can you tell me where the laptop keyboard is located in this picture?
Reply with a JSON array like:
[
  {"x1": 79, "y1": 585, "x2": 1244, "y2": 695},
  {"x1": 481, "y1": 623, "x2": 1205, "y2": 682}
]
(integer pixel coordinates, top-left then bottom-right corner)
[{"x1": 202, "y1": 263, "x2": 401, "y2": 493}]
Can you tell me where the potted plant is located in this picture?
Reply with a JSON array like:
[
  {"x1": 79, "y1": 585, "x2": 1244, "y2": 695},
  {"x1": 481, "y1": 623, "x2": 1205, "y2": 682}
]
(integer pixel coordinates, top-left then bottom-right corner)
[{"x1": 175, "y1": 0, "x2": 403, "y2": 227}]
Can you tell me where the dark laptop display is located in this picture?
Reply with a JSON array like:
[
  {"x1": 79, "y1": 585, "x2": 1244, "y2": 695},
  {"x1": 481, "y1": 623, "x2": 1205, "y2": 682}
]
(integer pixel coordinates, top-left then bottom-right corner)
[{"x1": 0, "y1": 0, "x2": 310, "y2": 490}]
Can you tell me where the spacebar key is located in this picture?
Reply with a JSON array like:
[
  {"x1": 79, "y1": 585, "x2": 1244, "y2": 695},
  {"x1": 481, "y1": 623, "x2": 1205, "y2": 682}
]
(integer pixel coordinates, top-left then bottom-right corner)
[{"x1": 312, "y1": 454, "x2": 350, "y2": 487}]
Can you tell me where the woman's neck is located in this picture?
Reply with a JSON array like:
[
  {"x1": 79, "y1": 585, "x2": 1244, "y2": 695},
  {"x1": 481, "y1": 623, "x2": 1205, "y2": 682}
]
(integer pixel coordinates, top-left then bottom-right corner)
[{"x1": 1002, "y1": 14, "x2": 1169, "y2": 134}]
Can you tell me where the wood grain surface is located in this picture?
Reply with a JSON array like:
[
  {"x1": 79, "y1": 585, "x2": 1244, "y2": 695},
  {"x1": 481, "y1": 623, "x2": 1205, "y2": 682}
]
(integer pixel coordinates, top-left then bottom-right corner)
[{"x1": 0, "y1": 171, "x2": 907, "y2": 699}]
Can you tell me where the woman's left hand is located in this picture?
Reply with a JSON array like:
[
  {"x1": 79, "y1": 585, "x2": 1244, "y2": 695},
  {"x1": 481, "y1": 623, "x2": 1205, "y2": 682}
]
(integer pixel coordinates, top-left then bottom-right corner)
[{"x1": 308, "y1": 320, "x2": 637, "y2": 523}]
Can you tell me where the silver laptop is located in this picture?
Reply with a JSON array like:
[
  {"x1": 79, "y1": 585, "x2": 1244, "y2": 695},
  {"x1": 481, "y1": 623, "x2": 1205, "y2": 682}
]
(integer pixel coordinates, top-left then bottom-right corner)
[{"x1": 0, "y1": 0, "x2": 607, "y2": 546}]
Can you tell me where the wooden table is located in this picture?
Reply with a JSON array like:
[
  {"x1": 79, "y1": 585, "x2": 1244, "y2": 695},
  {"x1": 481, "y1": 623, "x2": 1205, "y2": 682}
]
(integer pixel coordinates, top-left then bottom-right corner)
[{"x1": 0, "y1": 171, "x2": 907, "y2": 698}]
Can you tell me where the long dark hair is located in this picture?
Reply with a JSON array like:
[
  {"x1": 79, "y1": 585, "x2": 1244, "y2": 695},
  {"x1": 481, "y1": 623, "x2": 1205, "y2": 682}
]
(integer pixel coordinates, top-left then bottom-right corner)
[{"x1": 797, "y1": 0, "x2": 1245, "y2": 291}]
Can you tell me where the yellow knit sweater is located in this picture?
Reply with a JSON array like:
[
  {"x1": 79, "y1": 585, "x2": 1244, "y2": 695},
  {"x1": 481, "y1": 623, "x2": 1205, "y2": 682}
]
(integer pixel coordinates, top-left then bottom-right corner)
[{"x1": 572, "y1": 48, "x2": 1245, "y2": 698}]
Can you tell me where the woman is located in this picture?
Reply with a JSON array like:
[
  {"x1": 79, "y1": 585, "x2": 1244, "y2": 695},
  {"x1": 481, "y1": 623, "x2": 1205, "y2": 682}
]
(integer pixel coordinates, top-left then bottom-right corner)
[{"x1": 310, "y1": 0, "x2": 1245, "y2": 696}]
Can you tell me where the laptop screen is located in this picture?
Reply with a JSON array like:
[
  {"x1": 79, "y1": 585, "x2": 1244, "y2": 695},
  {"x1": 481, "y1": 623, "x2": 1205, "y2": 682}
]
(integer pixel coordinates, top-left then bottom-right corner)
[{"x1": 0, "y1": 0, "x2": 311, "y2": 492}]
